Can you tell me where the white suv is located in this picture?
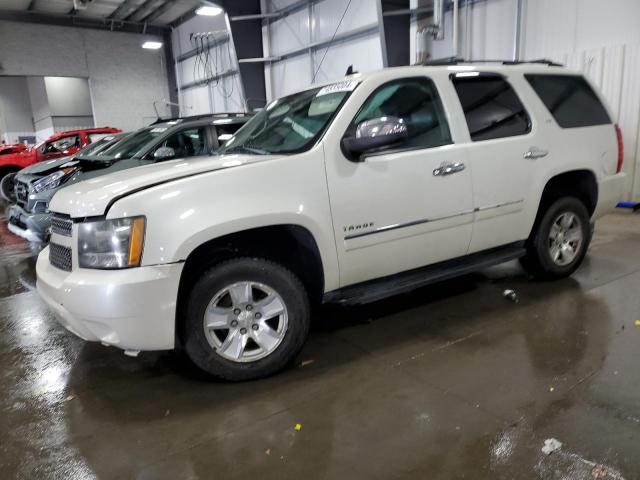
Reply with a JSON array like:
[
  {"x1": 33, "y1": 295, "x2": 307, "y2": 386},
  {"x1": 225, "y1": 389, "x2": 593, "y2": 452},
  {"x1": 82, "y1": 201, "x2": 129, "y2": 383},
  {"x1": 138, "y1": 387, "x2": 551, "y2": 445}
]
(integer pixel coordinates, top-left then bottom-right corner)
[{"x1": 36, "y1": 62, "x2": 626, "y2": 380}]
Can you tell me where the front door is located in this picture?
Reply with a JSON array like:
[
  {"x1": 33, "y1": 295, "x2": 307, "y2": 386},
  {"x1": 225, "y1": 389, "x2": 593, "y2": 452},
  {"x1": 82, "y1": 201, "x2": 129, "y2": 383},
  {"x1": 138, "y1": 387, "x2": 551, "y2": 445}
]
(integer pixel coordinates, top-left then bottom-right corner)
[{"x1": 324, "y1": 76, "x2": 474, "y2": 287}]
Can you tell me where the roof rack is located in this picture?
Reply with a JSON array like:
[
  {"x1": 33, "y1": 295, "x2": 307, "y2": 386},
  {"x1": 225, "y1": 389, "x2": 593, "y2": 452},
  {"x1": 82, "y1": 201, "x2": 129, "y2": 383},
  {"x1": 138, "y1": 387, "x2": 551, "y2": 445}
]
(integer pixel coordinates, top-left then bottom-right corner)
[
  {"x1": 150, "y1": 112, "x2": 251, "y2": 125},
  {"x1": 418, "y1": 57, "x2": 563, "y2": 67}
]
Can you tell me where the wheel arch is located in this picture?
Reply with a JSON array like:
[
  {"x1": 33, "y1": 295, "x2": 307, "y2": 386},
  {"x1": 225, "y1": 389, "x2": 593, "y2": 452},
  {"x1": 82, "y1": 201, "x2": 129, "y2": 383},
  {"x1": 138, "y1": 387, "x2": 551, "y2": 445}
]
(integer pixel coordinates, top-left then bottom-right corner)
[
  {"x1": 175, "y1": 224, "x2": 325, "y2": 344},
  {"x1": 529, "y1": 169, "x2": 598, "y2": 240}
]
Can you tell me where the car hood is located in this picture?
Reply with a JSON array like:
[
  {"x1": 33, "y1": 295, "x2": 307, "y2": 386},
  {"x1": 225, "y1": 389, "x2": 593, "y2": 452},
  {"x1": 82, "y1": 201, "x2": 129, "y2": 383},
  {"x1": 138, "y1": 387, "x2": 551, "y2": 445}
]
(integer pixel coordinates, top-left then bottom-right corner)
[
  {"x1": 19, "y1": 156, "x2": 72, "y2": 175},
  {"x1": 49, "y1": 153, "x2": 284, "y2": 218},
  {"x1": 0, "y1": 150, "x2": 36, "y2": 165}
]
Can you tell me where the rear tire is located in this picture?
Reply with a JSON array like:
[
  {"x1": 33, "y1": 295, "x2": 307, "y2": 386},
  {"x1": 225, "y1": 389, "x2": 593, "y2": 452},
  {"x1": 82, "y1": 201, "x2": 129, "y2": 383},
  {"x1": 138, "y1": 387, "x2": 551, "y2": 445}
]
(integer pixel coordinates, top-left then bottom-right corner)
[
  {"x1": 182, "y1": 257, "x2": 310, "y2": 381},
  {"x1": 520, "y1": 197, "x2": 591, "y2": 279}
]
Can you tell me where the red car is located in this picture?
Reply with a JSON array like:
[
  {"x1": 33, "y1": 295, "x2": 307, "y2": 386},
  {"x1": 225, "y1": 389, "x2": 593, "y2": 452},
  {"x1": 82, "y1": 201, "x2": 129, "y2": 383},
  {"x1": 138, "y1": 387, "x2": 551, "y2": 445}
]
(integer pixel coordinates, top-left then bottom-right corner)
[
  {"x1": 0, "y1": 127, "x2": 121, "y2": 184},
  {"x1": 0, "y1": 143, "x2": 27, "y2": 156}
]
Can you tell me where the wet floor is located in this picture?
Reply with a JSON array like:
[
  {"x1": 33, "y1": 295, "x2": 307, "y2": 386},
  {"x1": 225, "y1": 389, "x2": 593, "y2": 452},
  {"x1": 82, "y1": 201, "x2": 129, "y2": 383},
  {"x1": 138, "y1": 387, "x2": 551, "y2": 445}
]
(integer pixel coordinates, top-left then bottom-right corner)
[{"x1": 1, "y1": 200, "x2": 640, "y2": 480}]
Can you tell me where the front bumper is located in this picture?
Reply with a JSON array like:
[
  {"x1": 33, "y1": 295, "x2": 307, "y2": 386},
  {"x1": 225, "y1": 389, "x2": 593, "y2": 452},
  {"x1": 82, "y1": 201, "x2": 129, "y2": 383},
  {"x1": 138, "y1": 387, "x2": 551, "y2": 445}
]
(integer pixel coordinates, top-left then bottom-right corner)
[
  {"x1": 36, "y1": 248, "x2": 184, "y2": 351},
  {"x1": 7, "y1": 204, "x2": 49, "y2": 242},
  {"x1": 593, "y1": 173, "x2": 626, "y2": 220}
]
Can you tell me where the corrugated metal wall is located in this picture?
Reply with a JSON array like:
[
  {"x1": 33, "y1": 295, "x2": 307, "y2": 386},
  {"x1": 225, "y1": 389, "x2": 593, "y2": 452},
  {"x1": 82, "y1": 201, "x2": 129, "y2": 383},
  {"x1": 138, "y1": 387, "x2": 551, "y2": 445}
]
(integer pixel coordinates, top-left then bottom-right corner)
[
  {"x1": 262, "y1": 0, "x2": 383, "y2": 101},
  {"x1": 171, "y1": 15, "x2": 245, "y2": 116}
]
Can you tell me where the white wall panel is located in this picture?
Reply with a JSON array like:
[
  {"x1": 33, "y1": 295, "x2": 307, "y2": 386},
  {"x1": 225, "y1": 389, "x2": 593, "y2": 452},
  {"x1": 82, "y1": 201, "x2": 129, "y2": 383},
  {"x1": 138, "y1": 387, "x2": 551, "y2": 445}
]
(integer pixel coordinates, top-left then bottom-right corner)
[
  {"x1": 171, "y1": 13, "x2": 245, "y2": 115},
  {"x1": 267, "y1": 55, "x2": 312, "y2": 98},
  {"x1": 312, "y1": 35, "x2": 384, "y2": 85},
  {"x1": 313, "y1": 0, "x2": 377, "y2": 42},
  {"x1": 179, "y1": 85, "x2": 212, "y2": 116},
  {"x1": 268, "y1": 9, "x2": 310, "y2": 56}
]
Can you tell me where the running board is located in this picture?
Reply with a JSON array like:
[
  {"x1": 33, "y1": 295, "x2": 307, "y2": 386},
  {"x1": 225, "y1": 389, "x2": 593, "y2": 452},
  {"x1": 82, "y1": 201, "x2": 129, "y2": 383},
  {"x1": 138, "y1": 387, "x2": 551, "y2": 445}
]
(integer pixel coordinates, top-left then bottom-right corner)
[{"x1": 323, "y1": 242, "x2": 526, "y2": 306}]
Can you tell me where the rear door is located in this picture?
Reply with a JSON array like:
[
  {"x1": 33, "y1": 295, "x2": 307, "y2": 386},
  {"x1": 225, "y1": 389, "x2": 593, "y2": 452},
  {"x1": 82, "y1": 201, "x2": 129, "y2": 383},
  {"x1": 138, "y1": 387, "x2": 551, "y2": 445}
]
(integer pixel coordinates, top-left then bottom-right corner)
[{"x1": 451, "y1": 72, "x2": 547, "y2": 253}]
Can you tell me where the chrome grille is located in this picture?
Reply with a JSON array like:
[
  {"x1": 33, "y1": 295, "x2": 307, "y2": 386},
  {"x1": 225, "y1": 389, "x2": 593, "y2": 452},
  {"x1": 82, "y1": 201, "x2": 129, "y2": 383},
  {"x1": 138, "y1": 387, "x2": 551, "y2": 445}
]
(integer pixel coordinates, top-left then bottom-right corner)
[
  {"x1": 51, "y1": 214, "x2": 72, "y2": 237},
  {"x1": 49, "y1": 243, "x2": 72, "y2": 272},
  {"x1": 15, "y1": 180, "x2": 28, "y2": 208}
]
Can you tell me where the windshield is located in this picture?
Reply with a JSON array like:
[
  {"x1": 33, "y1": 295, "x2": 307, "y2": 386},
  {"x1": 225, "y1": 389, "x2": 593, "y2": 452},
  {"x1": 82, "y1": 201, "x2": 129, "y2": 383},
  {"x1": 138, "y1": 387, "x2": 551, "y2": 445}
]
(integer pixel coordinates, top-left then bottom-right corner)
[
  {"x1": 219, "y1": 81, "x2": 358, "y2": 155},
  {"x1": 98, "y1": 127, "x2": 168, "y2": 160},
  {"x1": 75, "y1": 136, "x2": 117, "y2": 156}
]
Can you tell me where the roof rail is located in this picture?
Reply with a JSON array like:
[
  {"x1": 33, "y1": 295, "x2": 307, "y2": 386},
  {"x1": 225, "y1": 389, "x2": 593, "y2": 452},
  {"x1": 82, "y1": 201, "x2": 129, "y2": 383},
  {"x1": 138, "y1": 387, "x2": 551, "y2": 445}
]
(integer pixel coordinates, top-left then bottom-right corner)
[
  {"x1": 150, "y1": 112, "x2": 251, "y2": 125},
  {"x1": 418, "y1": 57, "x2": 563, "y2": 67}
]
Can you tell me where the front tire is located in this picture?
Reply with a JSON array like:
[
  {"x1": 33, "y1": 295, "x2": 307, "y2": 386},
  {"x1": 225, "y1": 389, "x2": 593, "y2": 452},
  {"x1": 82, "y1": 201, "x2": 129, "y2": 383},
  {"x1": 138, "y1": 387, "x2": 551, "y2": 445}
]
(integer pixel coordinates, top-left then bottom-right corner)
[
  {"x1": 520, "y1": 197, "x2": 591, "y2": 279},
  {"x1": 0, "y1": 172, "x2": 18, "y2": 203},
  {"x1": 182, "y1": 257, "x2": 310, "y2": 381}
]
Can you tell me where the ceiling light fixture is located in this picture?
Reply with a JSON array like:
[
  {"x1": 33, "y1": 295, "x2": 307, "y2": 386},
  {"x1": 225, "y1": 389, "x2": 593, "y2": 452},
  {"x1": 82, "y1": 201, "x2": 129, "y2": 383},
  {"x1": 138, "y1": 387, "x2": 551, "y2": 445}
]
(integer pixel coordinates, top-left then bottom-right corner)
[
  {"x1": 142, "y1": 41, "x2": 163, "y2": 50},
  {"x1": 196, "y1": 5, "x2": 223, "y2": 16}
]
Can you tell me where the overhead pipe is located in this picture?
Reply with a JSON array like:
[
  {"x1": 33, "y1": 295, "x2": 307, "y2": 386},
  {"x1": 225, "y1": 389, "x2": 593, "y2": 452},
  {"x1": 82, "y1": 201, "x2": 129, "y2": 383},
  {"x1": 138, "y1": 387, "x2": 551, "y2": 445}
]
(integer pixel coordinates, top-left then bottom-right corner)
[
  {"x1": 433, "y1": 0, "x2": 444, "y2": 40},
  {"x1": 452, "y1": 0, "x2": 459, "y2": 57},
  {"x1": 513, "y1": 0, "x2": 523, "y2": 60}
]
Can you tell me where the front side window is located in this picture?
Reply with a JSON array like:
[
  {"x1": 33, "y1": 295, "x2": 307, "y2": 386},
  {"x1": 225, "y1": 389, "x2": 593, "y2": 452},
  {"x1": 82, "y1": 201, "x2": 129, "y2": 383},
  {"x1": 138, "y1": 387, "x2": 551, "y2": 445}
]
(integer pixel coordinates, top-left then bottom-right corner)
[
  {"x1": 525, "y1": 74, "x2": 611, "y2": 128},
  {"x1": 219, "y1": 81, "x2": 358, "y2": 155},
  {"x1": 452, "y1": 75, "x2": 531, "y2": 141},
  {"x1": 152, "y1": 127, "x2": 208, "y2": 158},
  {"x1": 345, "y1": 77, "x2": 452, "y2": 153},
  {"x1": 100, "y1": 127, "x2": 167, "y2": 159},
  {"x1": 44, "y1": 135, "x2": 81, "y2": 153}
]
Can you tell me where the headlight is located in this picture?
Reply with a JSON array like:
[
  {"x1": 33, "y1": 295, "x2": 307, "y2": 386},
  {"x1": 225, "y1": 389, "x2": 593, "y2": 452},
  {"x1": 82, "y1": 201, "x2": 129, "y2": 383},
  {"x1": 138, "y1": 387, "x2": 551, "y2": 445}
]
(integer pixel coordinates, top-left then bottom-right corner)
[
  {"x1": 78, "y1": 217, "x2": 146, "y2": 269},
  {"x1": 32, "y1": 167, "x2": 77, "y2": 193}
]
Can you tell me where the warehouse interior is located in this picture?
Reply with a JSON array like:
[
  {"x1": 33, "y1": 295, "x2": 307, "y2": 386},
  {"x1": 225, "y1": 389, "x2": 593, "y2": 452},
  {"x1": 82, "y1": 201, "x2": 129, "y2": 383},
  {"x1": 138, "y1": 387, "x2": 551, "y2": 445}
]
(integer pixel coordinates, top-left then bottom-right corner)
[{"x1": 1, "y1": 0, "x2": 640, "y2": 478}]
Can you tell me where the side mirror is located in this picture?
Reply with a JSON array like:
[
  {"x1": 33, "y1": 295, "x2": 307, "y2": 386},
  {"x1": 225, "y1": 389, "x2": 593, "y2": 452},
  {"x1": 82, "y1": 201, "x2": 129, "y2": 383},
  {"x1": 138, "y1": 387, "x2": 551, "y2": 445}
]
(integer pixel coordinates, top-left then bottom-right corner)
[
  {"x1": 154, "y1": 146, "x2": 176, "y2": 161},
  {"x1": 341, "y1": 116, "x2": 408, "y2": 159}
]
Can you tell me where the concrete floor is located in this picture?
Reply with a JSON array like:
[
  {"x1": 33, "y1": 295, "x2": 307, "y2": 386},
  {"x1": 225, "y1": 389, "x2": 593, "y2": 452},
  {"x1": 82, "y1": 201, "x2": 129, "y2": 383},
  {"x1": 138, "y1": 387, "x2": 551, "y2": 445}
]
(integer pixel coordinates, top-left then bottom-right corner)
[{"x1": 1, "y1": 201, "x2": 640, "y2": 480}]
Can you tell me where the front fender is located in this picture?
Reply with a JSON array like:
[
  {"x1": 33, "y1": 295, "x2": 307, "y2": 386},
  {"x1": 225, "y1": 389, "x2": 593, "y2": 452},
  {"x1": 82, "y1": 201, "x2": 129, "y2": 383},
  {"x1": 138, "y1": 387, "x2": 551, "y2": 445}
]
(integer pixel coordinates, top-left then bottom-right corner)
[{"x1": 106, "y1": 149, "x2": 341, "y2": 292}]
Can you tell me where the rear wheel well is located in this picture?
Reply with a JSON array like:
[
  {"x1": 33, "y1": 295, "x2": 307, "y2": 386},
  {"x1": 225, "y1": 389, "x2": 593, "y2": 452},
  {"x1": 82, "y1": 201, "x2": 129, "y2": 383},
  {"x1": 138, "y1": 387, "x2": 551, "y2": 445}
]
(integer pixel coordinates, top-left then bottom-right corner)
[
  {"x1": 176, "y1": 225, "x2": 324, "y2": 342},
  {"x1": 530, "y1": 170, "x2": 598, "y2": 239}
]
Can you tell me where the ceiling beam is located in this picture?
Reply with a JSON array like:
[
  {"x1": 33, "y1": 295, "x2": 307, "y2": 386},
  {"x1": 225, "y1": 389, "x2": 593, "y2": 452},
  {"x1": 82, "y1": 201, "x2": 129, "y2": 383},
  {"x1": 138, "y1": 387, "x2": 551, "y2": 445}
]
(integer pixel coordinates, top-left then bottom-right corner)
[
  {"x1": 107, "y1": 0, "x2": 140, "y2": 19},
  {"x1": 123, "y1": 0, "x2": 157, "y2": 21},
  {"x1": 0, "y1": 8, "x2": 169, "y2": 34},
  {"x1": 140, "y1": 0, "x2": 173, "y2": 23}
]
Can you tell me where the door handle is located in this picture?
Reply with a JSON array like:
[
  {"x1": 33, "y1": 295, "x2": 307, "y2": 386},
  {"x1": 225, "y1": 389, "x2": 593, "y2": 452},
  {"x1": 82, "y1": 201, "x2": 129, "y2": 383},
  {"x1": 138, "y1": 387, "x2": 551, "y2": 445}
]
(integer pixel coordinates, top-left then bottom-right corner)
[
  {"x1": 524, "y1": 147, "x2": 548, "y2": 160},
  {"x1": 433, "y1": 162, "x2": 465, "y2": 177}
]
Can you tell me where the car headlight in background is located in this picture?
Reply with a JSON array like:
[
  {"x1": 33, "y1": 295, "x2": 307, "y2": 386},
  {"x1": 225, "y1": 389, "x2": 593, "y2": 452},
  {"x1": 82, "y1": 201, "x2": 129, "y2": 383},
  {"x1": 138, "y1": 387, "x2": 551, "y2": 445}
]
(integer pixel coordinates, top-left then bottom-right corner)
[
  {"x1": 32, "y1": 167, "x2": 77, "y2": 193},
  {"x1": 78, "y1": 217, "x2": 146, "y2": 269}
]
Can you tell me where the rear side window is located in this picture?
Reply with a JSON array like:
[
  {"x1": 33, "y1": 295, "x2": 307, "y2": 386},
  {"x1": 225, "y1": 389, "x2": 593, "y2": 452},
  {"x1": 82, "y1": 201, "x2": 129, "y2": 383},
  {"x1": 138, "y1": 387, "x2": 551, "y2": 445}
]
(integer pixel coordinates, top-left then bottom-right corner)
[
  {"x1": 347, "y1": 77, "x2": 452, "y2": 153},
  {"x1": 452, "y1": 75, "x2": 531, "y2": 141},
  {"x1": 525, "y1": 74, "x2": 611, "y2": 128}
]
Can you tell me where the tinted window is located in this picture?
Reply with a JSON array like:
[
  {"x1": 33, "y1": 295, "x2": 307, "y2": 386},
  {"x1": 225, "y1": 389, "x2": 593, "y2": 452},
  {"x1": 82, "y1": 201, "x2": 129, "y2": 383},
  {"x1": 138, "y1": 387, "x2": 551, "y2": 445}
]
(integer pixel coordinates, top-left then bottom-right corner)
[
  {"x1": 452, "y1": 75, "x2": 531, "y2": 141},
  {"x1": 525, "y1": 74, "x2": 611, "y2": 128},
  {"x1": 346, "y1": 77, "x2": 451, "y2": 153},
  {"x1": 215, "y1": 123, "x2": 244, "y2": 147},
  {"x1": 103, "y1": 127, "x2": 166, "y2": 159},
  {"x1": 153, "y1": 127, "x2": 208, "y2": 159}
]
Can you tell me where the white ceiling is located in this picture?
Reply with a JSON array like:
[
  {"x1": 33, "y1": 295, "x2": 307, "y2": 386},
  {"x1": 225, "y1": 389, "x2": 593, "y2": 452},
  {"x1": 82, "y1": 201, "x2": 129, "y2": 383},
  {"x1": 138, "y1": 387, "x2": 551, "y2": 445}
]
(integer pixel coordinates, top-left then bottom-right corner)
[{"x1": 0, "y1": 0, "x2": 203, "y2": 26}]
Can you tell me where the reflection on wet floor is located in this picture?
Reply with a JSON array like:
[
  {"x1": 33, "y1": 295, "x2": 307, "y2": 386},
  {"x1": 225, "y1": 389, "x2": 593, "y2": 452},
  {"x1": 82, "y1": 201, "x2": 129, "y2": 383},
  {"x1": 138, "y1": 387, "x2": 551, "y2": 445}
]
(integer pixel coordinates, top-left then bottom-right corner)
[{"x1": 1, "y1": 199, "x2": 640, "y2": 480}]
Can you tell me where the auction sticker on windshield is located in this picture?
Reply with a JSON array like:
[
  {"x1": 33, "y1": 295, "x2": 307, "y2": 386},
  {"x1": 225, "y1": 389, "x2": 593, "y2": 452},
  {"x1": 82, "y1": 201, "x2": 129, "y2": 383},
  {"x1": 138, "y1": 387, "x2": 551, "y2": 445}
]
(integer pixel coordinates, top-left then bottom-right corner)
[{"x1": 316, "y1": 80, "x2": 359, "y2": 97}]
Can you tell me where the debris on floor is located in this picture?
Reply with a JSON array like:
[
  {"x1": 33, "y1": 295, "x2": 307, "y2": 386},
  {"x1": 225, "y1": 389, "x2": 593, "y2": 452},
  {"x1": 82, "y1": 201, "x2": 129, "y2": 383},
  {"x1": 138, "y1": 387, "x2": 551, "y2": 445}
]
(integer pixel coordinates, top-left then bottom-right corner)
[
  {"x1": 635, "y1": 320, "x2": 640, "y2": 326},
  {"x1": 265, "y1": 448, "x2": 271, "y2": 456},
  {"x1": 542, "y1": 438, "x2": 563, "y2": 455},
  {"x1": 549, "y1": 386, "x2": 555, "y2": 392},
  {"x1": 503, "y1": 289, "x2": 519, "y2": 303},
  {"x1": 592, "y1": 466, "x2": 609, "y2": 478},
  {"x1": 294, "y1": 423, "x2": 302, "y2": 431},
  {"x1": 300, "y1": 359, "x2": 315, "y2": 367}
]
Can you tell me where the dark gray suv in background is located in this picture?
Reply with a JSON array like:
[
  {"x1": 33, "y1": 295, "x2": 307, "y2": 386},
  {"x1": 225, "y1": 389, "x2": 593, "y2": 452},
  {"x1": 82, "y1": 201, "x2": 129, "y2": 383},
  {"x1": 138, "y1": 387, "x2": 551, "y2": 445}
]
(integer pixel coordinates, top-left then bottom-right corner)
[{"x1": 6, "y1": 113, "x2": 250, "y2": 242}]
